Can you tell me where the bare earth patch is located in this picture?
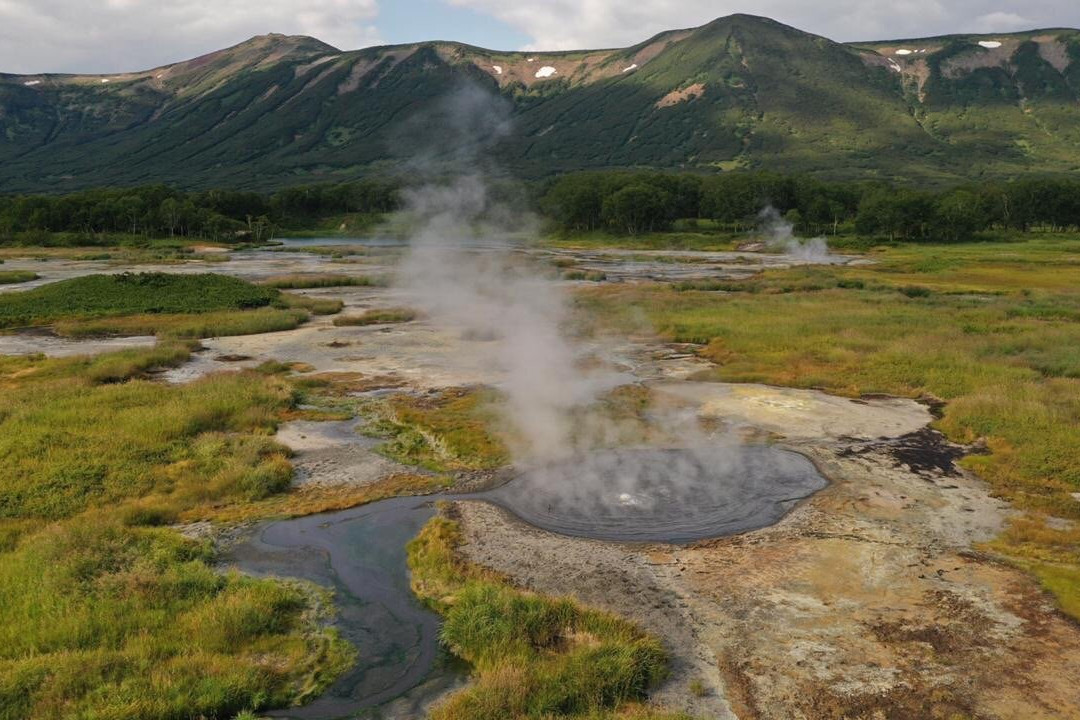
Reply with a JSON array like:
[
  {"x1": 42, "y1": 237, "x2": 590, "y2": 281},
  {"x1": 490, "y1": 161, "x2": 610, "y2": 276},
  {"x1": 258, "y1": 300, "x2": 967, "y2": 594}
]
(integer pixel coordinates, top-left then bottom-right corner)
[
  {"x1": 275, "y1": 419, "x2": 403, "y2": 489},
  {"x1": 657, "y1": 83, "x2": 706, "y2": 108},
  {"x1": 451, "y1": 384, "x2": 1080, "y2": 719}
]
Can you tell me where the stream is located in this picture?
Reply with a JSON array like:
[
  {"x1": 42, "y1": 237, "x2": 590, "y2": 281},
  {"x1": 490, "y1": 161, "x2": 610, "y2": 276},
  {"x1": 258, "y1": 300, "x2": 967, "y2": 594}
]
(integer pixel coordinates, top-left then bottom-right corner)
[{"x1": 226, "y1": 445, "x2": 827, "y2": 718}]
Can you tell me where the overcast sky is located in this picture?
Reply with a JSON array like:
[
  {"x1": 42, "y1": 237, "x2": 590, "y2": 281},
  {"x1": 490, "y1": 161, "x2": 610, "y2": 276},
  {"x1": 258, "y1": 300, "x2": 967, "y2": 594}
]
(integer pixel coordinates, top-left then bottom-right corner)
[{"x1": 2, "y1": 0, "x2": 1078, "y2": 74}]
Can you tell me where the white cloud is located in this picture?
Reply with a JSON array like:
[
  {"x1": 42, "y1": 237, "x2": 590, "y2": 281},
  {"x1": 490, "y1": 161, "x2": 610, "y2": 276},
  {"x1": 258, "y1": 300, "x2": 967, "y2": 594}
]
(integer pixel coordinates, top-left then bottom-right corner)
[
  {"x1": 972, "y1": 11, "x2": 1034, "y2": 32},
  {"x1": 0, "y1": 0, "x2": 381, "y2": 74},
  {"x1": 2, "y1": 0, "x2": 1078, "y2": 74},
  {"x1": 443, "y1": 0, "x2": 1078, "y2": 50}
]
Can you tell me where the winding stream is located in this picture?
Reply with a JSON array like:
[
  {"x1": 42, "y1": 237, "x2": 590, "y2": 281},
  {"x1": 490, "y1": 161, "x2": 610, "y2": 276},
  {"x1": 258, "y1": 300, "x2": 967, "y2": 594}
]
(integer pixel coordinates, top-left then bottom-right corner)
[
  {"x1": 227, "y1": 445, "x2": 827, "y2": 718},
  {"x1": 226, "y1": 497, "x2": 463, "y2": 719}
]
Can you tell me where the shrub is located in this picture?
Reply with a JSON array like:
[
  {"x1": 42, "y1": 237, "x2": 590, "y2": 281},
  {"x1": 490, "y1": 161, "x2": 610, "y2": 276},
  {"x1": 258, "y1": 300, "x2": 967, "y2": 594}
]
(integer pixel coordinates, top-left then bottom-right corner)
[{"x1": 899, "y1": 285, "x2": 932, "y2": 298}]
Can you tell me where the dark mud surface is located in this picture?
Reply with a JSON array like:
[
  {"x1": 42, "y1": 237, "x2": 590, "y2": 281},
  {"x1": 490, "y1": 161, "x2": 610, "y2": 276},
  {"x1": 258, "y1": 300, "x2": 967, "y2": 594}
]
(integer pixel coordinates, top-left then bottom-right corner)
[
  {"x1": 226, "y1": 446, "x2": 829, "y2": 716},
  {"x1": 480, "y1": 446, "x2": 829, "y2": 543},
  {"x1": 839, "y1": 428, "x2": 971, "y2": 477}
]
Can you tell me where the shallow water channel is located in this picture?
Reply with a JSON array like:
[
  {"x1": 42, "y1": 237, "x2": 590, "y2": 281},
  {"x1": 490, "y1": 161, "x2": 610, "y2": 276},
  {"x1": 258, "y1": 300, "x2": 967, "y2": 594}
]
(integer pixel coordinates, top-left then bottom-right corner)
[
  {"x1": 226, "y1": 497, "x2": 463, "y2": 719},
  {"x1": 227, "y1": 445, "x2": 827, "y2": 718}
]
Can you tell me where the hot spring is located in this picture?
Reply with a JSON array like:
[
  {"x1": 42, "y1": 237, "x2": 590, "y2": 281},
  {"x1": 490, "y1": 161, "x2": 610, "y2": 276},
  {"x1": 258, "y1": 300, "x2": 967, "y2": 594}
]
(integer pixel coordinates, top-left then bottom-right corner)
[
  {"x1": 480, "y1": 445, "x2": 827, "y2": 543},
  {"x1": 228, "y1": 444, "x2": 827, "y2": 718}
]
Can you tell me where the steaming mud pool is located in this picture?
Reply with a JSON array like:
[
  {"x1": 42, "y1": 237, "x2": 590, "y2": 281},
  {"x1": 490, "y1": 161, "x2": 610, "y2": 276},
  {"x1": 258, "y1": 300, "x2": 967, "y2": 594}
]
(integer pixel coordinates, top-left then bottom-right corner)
[
  {"x1": 228, "y1": 445, "x2": 827, "y2": 718},
  {"x1": 482, "y1": 446, "x2": 827, "y2": 543}
]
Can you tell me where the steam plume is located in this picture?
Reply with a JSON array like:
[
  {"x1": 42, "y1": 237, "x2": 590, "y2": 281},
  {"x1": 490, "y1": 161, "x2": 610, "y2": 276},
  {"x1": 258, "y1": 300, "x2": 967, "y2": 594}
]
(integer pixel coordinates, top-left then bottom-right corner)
[
  {"x1": 394, "y1": 85, "x2": 598, "y2": 460},
  {"x1": 758, "y1": 206, "x2": 835, "y2": 263}
]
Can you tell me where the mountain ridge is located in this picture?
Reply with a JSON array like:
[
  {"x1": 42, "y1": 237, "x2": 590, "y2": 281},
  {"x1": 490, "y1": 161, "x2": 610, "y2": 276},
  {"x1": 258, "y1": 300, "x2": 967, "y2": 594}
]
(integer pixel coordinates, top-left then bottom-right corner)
[{"x1": 3, "y1": 14, "x2": 1080, "y2": 191}]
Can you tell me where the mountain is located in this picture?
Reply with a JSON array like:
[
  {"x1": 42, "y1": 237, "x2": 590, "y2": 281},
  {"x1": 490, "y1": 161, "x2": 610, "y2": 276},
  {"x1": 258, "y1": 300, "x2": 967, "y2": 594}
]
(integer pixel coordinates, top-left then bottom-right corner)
[{"x1": 2, "y1": 15, "x2": 1080, "y2": 191}]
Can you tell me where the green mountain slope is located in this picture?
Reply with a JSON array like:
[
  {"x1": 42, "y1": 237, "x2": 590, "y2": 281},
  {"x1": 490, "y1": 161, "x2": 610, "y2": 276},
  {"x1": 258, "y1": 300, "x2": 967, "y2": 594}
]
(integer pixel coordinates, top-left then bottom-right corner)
[{"x1": 2, "y1": 15, "x2": 1080, "y2": 191}]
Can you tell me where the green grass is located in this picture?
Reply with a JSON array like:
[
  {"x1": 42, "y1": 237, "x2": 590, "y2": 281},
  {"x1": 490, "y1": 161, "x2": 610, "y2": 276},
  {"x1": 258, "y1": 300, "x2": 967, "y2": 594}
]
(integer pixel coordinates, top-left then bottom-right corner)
[
  {"x1": 280, "y1": 293, "x2": 345, "y2": 316},
  {"x1": 0, "y1": 271, "x2": 342, "y2": 338},
  {"x1": 0, "y1": 354, "x2": 297, "y2": 521},
  {"x1": 407, "y1": 515, "x2": 689, "y2": 720},
  {"x1": 332, "y1": 307, "x2": 417, "y2": 326},
  {"x1": 54, "y1": 307, "x2": 311, "y2": 339},
  {"x1": 360, "y1": 388, "x2": 510, "y2": 472},
  {"x1": 0, "y1": 340, "x2": 195, "y2": 385},
  {"x1": 0, "y1": 516, "x2": 353, "y2": 720},
  {"x1": 260, "y1": 273, "x2": 385, "y2": 289},
  {"x1": 575, "y1": 234, "x2": 1080, "y2": 616},
  {"x1": 0, "y1": 273, "x2": 280, "y2": 329},
  {"x1": 0, "y1": 270, "x2": 38, "y2": 284},
  {"x1": 0, "y1": 345, "x2": 354, "y2": 719}
]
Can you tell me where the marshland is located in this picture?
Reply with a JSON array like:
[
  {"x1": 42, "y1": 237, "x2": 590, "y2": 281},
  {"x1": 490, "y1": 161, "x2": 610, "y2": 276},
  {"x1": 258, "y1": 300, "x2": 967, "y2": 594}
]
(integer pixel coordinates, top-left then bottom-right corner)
[{"x1": 1, "y1": 172, "x2": 1079, "y2": 720}]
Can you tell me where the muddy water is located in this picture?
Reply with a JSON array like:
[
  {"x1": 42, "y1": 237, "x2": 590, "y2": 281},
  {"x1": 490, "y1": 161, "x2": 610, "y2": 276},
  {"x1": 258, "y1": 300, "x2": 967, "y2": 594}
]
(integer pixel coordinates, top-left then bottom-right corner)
[
  {"x1": 479, "y1": 446, "x2": 828, "y2": 543},
  {"x1": 229, "y1": 445, "x2": 827, "y2": 717}
]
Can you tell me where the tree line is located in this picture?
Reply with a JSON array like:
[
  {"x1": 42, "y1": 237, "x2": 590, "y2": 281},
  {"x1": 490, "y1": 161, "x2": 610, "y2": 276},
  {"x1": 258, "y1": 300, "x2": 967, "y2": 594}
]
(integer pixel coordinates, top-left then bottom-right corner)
[
  {"x1": 539, "y1": 171, "x2": 1080, "y2": 241},
  {"x1": 0, "y1": 181, "x2": 400, "y2": 245},
  {"x1": 4, "y1": 172, "x2": 1080, "y2": 245}
]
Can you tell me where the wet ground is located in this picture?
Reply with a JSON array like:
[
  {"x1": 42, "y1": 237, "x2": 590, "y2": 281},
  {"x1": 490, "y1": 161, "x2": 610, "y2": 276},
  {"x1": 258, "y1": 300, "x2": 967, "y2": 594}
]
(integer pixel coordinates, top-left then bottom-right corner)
[
  {"x1": 5, "y1": 240, "x2": 1080, "y2": 718},
  {"x1": 480, "y1": 447, "x2": 827, "y2": 543},
  {"x1": 544, "y1": 248, "x2": 858, "y2": 283},
  {"x1": 226, "y1": 497, "x2": 466, "y2": 720},
  {"x1": 0, "y1": 328, "x2": 156, "y2": 356}
]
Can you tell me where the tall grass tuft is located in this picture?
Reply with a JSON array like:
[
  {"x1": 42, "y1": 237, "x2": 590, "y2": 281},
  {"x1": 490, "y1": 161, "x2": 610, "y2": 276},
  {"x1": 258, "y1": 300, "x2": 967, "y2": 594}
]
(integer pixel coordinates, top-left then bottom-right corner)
[
  {"x1": 407, "y1": 515, "x2": 684, "y2": 720},
  {"x1": 0, "y1": 270, "x2": 38, "y2": 284},
  {"x1": 333, "y1": 307, "x2": 417, "y2": 326},
  {"x1": 260, "y1": 273, "x2": 386, "y2": 289}
]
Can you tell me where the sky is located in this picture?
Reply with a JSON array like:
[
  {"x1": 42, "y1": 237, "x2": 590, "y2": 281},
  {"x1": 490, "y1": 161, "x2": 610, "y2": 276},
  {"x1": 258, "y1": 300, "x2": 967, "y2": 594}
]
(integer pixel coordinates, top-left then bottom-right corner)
[{"x1": 2, "y1": 0, "x2": 1079, "y2": 75}]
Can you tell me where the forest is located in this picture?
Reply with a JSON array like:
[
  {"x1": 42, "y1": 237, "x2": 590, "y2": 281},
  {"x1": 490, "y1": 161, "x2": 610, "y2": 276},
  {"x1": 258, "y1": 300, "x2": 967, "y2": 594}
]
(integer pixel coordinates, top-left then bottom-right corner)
[
  {"x1": 538, "y1": 172, "x2": 1080, "y2": 240},
  {"x1": 3, "y1": 172, "x2": 1080, "y2": 245},
  {"x1": 0, "y1": 180, "x2": 400, "y2": 245}
]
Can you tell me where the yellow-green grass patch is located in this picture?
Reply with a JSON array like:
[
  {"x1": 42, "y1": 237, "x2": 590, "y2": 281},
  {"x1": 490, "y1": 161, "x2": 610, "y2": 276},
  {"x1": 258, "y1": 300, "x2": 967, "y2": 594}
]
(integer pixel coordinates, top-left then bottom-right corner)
[
  {"x1": 574, "y1": 238, "x2": 1080, "y2": 616},
  {"x1": 259, "y1": 273, "x2": 386, "y2": 289},
  {"x1": 0, "y1": 270, "x2": 38, "y2": 284},
  {"x1": 361, "y1": 388, "x2": 510, "y2": 472},
  {"x1": 332, "y1": 307, "x2": 418, "y2": 326},
  {"x1": 407, "y1": 514, "x2": 689, "y2": 720}
]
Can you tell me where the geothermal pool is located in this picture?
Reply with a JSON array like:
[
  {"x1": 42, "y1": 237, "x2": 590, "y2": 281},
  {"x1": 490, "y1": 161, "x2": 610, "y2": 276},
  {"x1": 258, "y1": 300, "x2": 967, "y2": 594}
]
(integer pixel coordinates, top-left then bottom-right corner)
[
  {"x1": 480, "y1": 446, "x2": 828, "y2": 543},
  {"x1": 229, "y1": 445, "x2": 826, "y2": 718}
]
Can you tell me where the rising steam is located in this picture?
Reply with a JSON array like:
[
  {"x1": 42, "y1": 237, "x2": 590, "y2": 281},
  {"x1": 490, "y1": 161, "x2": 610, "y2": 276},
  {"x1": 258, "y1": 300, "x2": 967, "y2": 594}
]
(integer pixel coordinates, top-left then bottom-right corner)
[
  {"x1": 397, "y1": 176, "x2": 601, "y2": 460},
  {"x1": 393, "y1": 83, "x2": 602, "y2": 461},
  {"x1": 758, "y1": 206, "x2": 837, "y2": 263}
]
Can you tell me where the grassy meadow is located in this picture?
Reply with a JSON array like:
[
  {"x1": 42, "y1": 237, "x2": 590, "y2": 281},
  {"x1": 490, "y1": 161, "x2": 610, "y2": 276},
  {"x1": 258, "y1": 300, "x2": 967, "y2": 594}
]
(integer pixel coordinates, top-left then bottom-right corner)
[
  {"x1": 574, "y1": 233, "x2": 1080, "y2": 614},
  {"x1": 0, "y1": 346, "x2": 355, "y2": 719},
  {"x1": 0, "y1": 273, "x2": 279, "y2": 328},
  {"x1": 3, "y1": 229, "x2": 1079, "y2": 719},
  {"x1": 408, "y1": 514, "x2": 689, "y2": 720},
  {"x1": 0, "y1": 272, "x2": 343, "y2": 339},
  {"x1": 0, "y1": 268, "x2": 518, "y2": 719},
  {"x1": 0, "y1": 272, "x2": 361, "y2": 719}
]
